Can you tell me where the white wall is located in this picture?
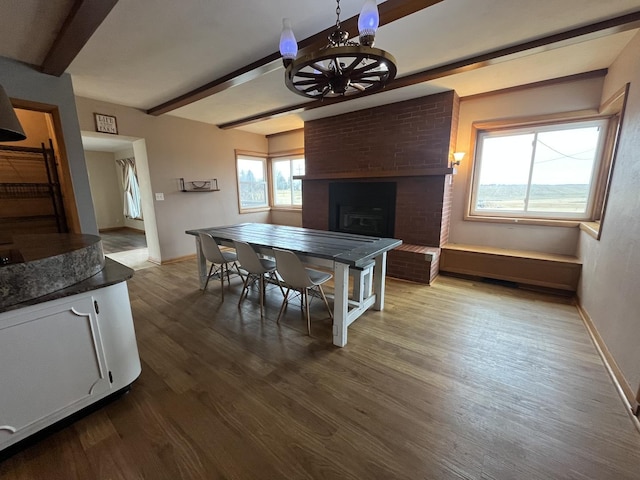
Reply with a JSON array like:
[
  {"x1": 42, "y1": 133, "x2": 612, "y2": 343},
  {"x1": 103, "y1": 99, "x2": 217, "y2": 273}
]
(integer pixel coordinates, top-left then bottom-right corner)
[
  {"x1": 85, "y1": 150, "x2": 123, "y2": 230},
  {"x1": 578, "y1": 31, "x2": 640, "y2": 394},
  {"x1": 75, "y1": 96, "x2": 269, "y2": 262},
  {"x1": 450, "y1": 76, "x2": 605, "y2": 255},
  {"x1": 1, "y1": 57, "x2": 97, "y2": 233}
]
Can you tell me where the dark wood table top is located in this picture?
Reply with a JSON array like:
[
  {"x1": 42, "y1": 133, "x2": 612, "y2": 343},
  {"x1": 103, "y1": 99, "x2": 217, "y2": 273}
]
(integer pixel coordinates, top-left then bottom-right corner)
[{"x1": 186, "y1": 223, "x2": 402, "y2": 268}]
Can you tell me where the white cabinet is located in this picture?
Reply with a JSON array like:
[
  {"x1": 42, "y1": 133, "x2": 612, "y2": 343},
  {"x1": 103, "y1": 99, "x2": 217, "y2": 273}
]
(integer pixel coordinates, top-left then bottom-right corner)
[{"x1": 0, "y1": 281, "x2": 141, "y2": 451}]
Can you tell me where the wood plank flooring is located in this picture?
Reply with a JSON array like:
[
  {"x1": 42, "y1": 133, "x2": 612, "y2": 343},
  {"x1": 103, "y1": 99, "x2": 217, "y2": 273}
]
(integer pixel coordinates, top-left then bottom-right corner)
[
  {"x1": 1, "y1": 259, "x2": 639, "y2": 479},
  {"x1": 100, "y1": 228, "x2": 147, "y2": 254}
]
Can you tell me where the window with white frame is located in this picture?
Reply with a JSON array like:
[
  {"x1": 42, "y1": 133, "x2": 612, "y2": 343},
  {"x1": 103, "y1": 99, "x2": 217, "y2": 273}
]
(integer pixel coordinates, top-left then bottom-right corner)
[
  {"x1": 236, "y1": 154, "x2": 268, "y2": 211},
  {"x1": 271, "y1": 156, "x2": 305, "y2": 207},
  {"x1": 470, "y1": 118, "x2": 610, "y2": 221}
]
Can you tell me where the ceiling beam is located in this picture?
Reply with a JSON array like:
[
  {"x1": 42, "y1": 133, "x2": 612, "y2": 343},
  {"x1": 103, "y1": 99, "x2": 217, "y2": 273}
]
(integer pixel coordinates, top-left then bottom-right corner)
[
  {"x1": 146, "y1": 0, "x2": 444, "y2": 116},
  {"x1": 218, "y1": 10, "x2": 640, "y2": 130},
  {"x1": 41, "y1": 0, "x2": 119, "y2": 76}
]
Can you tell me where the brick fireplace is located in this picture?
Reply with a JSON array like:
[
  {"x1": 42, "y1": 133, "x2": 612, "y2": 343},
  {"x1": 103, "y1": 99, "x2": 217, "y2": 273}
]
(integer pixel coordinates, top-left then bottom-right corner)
[{"x1": 301, "y1": 90, "x2": 460, "y2": 284}]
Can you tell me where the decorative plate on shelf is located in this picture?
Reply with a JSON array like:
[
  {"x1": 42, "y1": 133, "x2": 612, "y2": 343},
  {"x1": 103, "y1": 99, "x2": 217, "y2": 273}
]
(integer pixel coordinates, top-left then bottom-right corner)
[{"x1": 189, "y1": 181, "x2": 211, "y2": 190}]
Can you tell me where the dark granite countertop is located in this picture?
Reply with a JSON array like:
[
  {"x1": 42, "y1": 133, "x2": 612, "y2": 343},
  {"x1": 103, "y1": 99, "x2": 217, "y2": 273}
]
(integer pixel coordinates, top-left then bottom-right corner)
[
  {"x1": 1, "y1": 233, "x2": 109, "y2": 309},
  {"x1": 0, "y1": 257, "x2": 133, "y2": 314}
]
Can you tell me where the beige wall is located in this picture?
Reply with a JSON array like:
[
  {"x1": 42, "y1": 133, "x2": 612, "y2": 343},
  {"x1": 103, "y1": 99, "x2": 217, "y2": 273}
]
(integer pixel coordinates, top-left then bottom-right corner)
[
  {"x1": 578, "y1": 31, "x2": 640, "y2": 395},
  {"x1": 13, "y1": 109, "x2": 51, "y2": 148},
  {"x1": 268, "y1": 129, "x2": 303, "y2": 153},
  {"x1": 85, "y1": 150, "x2": 123, "y2": 230},
  {"x1": 450, "y1": 76, "x2": 605, "y2": 256},
  {"x1": 75, "y1": 96, "x2": 269, "y2": 261}
]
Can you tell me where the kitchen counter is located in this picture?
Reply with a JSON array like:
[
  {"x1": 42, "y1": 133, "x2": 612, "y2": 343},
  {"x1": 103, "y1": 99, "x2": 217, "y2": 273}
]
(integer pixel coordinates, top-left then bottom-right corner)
[
  {"x1": 0, "y1": 233, "x2": 110, "y2": 310},
  {"x1": 0, "y1": 233, "x2": 141, "y2": 454},
  {"x1": 0, "y1": 257, "x2": 133, "y2": 314}
]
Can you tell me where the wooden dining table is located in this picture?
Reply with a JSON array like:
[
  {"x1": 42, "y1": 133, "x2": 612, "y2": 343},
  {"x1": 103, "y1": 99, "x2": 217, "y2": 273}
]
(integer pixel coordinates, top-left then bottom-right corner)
[{"x1": 185, "y1": 223, "x2": 402, "y2": 347}]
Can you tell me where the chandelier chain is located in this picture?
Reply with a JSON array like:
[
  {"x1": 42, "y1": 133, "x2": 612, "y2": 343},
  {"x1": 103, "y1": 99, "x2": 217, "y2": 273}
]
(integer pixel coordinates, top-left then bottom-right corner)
[{"x1": 335, "y1": 0, "x2": 341, "y2": 29}]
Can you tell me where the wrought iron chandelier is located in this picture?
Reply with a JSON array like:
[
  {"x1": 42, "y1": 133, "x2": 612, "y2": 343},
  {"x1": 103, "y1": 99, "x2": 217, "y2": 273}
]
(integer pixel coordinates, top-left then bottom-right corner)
[{"x1": 279, "y1": 0, "x2": 397, "y2": 99}]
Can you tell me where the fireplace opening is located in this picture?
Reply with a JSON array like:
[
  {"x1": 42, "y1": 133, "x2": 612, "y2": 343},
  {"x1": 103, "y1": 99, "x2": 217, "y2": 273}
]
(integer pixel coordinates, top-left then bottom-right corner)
[{"x1": 329, "y1": 182, "x2": 396, "y2": 237}]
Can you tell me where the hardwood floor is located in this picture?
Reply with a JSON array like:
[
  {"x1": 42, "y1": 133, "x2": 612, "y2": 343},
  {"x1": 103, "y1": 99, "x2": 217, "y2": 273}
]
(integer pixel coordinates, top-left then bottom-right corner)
[
  {"x1": 2, "y1": 260, "x2": 639, "y2": 479},
  {"x1": 100, "y1": 228, "x2": 147, "y2": 254}
]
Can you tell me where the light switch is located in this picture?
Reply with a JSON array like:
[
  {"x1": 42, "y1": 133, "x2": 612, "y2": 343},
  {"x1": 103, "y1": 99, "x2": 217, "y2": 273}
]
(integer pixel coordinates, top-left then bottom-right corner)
[{"x1": 155, "y1": 193, "x2": 164, "y2": 201}]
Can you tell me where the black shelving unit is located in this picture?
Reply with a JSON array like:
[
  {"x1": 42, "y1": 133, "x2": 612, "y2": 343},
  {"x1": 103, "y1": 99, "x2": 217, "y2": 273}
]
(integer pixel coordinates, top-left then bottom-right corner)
[{"x1": 0, "y1": 140, "x2": 68, "y2": 234}]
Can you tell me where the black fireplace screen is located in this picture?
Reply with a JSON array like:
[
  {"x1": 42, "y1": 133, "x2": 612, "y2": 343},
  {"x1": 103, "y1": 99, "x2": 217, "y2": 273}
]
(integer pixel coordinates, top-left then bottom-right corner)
[{"x1": 329, "y1": 182, "x2": 396, "y2": 238}]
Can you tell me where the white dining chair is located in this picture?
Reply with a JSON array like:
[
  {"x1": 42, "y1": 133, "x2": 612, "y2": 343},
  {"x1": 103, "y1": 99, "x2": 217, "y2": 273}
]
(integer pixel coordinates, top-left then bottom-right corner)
[
  {"x1": 234, "y1": 240, "x2": 284, "y2": 317},
  {"x1": 198, "y1": 232, "x2": 243, "y2": 300},
  {"x1": 273, "y1": 247, "x2": 333, "y2": 336}
]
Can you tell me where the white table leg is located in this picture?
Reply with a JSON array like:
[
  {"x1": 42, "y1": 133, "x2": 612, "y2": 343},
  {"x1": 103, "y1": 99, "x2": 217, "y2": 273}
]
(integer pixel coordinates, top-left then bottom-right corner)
[
  {"x1": 195, "y1": 236, "x2": 207, "y2": 289},
  {"x1": 373, "y1": 252, "x2": 387, "y2": 311},
  {"x1": 332, "y1": 262, "x2": 349, "y2": 347}
]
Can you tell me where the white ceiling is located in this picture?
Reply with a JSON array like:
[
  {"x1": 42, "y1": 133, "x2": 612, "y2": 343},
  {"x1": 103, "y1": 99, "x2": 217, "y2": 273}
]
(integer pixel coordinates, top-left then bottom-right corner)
[{"x1": 2, "y1": 0, "x2": 640, "y2": 139}]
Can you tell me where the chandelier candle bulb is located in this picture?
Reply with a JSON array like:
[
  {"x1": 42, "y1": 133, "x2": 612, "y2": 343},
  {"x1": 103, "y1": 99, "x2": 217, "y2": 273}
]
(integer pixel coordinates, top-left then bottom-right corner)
[
  {"x1": 279, "y1": 18, "x2": 298, "y2": 66},
  {"x1": 358, "y1": 0, "x2": 379, "y2": 46}
]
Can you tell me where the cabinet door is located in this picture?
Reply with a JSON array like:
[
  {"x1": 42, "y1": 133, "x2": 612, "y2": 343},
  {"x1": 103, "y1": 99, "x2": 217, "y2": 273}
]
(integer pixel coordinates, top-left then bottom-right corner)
[{"x1": 0, "y1": 294, "x2": 110, "y2": 444}]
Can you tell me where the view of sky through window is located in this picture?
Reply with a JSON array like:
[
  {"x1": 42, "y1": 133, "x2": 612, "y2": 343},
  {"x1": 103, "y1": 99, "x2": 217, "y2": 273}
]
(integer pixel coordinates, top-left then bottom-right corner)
[{"x1": 474, "y1": 120, "x2": 605, "y2": 217}]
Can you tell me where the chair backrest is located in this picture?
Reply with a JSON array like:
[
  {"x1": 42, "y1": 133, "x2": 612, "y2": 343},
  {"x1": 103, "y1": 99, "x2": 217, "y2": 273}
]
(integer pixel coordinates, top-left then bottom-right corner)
[
  {"x1": 273, "y1": 248, "x2": 313, "y2": 289},
  {"x1": 234, "y1": 240, "x2": 268, "y2": 274},
  {"x1": 199, "y1": 232, "x2": 226, "y2": 264}
]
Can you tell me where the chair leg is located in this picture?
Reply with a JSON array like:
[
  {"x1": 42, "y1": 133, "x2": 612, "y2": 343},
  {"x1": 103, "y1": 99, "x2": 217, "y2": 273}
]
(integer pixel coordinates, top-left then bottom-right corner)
[
  {"x1": 277, "y1": 287, "x2": 290, "y2": 324},
  {"x1": 318, "y1": 284, "x2": 333, "y2": 319},
  {"x1": 220, "y1": 263, "x2": 226, "y2": 301},
  {"x1": 238, "y1": 273, "x2": 252, "y2": 307},
  {"x1": 304, "y1": 289, "x2": 311, "y2": 336},
  {"x1": 233, "y1": 262, "x2": 245, "y2": 282},
  {"x1": 203, "y1": 263, "x2": 215, "y2": 292},
  {"x1": 225, "y1": 262, "x2": 232, "y2": 287},
  {"x1": 259, "y1": 274, "x2": 265, "y2": 318},
  {"x1": 271, "y1": 271, "x2": 286, "y2": 298}
]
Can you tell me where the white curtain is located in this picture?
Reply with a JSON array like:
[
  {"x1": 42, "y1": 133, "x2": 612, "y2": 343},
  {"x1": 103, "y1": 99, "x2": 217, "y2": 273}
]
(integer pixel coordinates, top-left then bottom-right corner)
[{"x1": 116, "y1": 157, "x2": 142, "y2": 219}]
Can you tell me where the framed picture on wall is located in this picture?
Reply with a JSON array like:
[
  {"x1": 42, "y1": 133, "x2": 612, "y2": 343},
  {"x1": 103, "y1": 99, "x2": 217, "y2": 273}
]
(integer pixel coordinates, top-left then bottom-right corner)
[{"x1": 94, "y1": 113, "x2": 118, "y2": 134}]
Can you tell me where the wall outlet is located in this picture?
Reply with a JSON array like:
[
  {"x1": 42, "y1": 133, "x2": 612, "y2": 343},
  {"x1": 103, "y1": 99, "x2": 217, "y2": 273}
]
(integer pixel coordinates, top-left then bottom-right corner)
[{"x1": 155, "y1": 193, "x2": 164, "y2": 201}]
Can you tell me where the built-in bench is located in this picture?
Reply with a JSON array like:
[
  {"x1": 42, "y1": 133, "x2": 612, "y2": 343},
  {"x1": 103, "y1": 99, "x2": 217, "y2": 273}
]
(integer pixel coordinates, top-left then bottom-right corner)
[
  {"x1": 439, "y1": 243, "x2": 581, "y2": 292},
  {"x1": 387, "y1": 244, "x2": 441, "y2": 284}
]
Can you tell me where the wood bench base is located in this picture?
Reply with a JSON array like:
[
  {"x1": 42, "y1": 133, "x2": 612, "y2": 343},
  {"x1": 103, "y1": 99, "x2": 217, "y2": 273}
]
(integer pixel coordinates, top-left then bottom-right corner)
[{"x1": 439, "y1": 244, "x2": 581, "y2": 292}]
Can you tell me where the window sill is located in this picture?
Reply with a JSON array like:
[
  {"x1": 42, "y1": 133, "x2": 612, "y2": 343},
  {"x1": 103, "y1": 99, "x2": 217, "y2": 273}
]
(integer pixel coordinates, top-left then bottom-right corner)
[
  {"x1": 580, "y1": 221, "x2": 600, "y2": 239},
  {"x1": 464, "y1": 214, "x2": 581, "y2": 228},
  {"x1": 271, "y1": 206, "x2": 302, "y2": 213},
  {"x1": 239, "y1": 207, "x2": 270, "y2": 214}
]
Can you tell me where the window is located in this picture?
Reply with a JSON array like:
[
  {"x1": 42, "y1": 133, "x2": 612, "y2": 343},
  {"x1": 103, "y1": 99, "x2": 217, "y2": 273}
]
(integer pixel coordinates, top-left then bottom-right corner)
[
  {"x1": 271, "y1": 156, "x2": 305, "y2": 208},
  {"x1": 236, "y1": 154, "x2": 268, "y2": 211},
  {"x1": 470, "y1": 118, "x2": 610, "y2": 221}
]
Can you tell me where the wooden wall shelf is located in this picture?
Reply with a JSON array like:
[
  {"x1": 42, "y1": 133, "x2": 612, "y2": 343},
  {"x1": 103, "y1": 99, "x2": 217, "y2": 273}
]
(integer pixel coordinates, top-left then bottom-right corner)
[
  {"x1": 179, "y1": 178, "x2": 219, "y2": 192},
  {"x1": 294, "y1": 167, "x2": 453, "y2": 181}
]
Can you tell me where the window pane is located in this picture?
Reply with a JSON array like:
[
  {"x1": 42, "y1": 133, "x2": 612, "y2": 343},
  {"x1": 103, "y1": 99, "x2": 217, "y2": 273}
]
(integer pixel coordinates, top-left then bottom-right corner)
[
  {"x1": 273, "y1": 160, "x2": 292, "y2": 205},
  {"x1": 271, "y1": 157, "x2": 305, "y2": 207},
  {"x1": 292, "y1": 159, "x2": 305, "y2": 206},
  {"x1": 237, "y1": 157, "x2": 267, "y2": 209},
  {"x1": 475, "y1": 133, "x2": 533, "y2": 212},
  {"x1": 528, "y1": 127, "x2": 599, "y2": 214}
]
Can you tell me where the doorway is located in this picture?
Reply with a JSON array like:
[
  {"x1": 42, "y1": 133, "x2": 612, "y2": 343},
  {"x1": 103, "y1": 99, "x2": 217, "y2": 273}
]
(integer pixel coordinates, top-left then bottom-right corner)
[{"x1": 82, "y1": 132, "x2": 157, "y2": 270}]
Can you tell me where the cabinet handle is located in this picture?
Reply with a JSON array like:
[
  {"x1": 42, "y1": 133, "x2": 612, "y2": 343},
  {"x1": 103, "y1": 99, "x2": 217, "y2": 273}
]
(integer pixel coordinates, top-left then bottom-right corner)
[{"x1": 94, "y1": 300, "x2": 99, "y2": 314}]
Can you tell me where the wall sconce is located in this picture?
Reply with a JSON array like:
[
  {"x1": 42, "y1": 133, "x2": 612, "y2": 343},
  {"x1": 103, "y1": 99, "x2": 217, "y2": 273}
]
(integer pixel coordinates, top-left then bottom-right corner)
[{"x1": 451, "y1": 152, "x2": 465, "y2": 167}]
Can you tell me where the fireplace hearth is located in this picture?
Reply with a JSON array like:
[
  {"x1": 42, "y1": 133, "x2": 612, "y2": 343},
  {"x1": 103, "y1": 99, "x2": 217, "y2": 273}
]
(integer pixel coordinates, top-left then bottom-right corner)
[{"x1": 329, "y1": 182, "x2": 396, "y2": 238}]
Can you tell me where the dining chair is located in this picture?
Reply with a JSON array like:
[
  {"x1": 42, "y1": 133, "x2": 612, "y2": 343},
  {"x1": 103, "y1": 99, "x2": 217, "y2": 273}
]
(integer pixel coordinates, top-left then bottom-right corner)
[
  {"x1": 273, "y1": 247, "x2": 333, "y2": 336},
  {"x1": 198, "y1": 232, "x2": 243, "y2": 300},
  {"x1": 234, "y1": 240, "x2": 284, "y2": 317}
]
